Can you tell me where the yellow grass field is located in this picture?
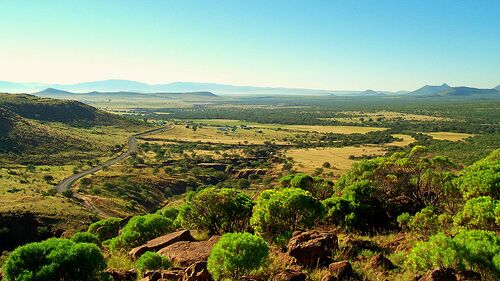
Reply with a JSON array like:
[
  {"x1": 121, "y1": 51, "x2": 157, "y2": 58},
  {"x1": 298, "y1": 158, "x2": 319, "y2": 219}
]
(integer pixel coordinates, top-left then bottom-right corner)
[
  {"x1": 386, "y1": 134, "x2": 416, "y2": 147},
  {"x1": 286, "y1": 146, "x2": 387, "y2": 176},
  {"x1": 146, "y1": 125, "x2": 295, "y2": 145},
  {"x1": 188, "y1": 119, "x2": 386, "y2": 134},
  {"x1": 341, "y1": 111, "x2": 451, "y2": 122},
  {"x1": 425, "y1": 132, "x2": 474, "y2": 141}
]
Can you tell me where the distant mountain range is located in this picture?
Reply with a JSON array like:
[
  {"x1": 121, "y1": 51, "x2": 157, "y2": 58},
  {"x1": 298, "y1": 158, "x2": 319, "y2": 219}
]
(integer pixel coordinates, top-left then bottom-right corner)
[
  {"x1": 406, "y1": 83, "x2": 499, "y2": 97},
  {"x1": 0, "y1": 79, "x2": 499, "y2": 98},
  {"x1": 35, "y1": 87, "x2": 218, "y2": 98}
]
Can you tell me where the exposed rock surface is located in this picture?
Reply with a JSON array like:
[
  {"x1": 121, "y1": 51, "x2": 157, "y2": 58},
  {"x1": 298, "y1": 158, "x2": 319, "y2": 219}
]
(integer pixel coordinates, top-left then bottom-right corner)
[
  {"x1": 328, "y1": 261, "x2": 354, "y2": 280},
  {"x1": 455, "y1": 270, "x2": 481, "y2": 281},
  {"x1": 286, "y1": 231, "x2": 338, "y2": 267},
  {"x1": 105, "y1": 268, "x2": 137, "y2": 281},
  {"x1": 369, "y1": 253, "x2": 396, "y2": 270},
  {"x1": 142, "y1": 268, "x2": 184, "y2": 281},
  {"x1": 272, "y1": 269, "x2": 307, "y2": 281},
  {"x1": 158, "y1": 235, "x2": 221, "y2": 267},
  {"x1": 130, "y1": 230, "x2": 195, "y2": 259},
  {"x1": 183, "y1": 261, "x2": 213, "y2": 281},
  {"x1": 419, "y1": 268, "x2": 457, "y2": 281},
  {"x1": 234, "y1": 169, "x2": 267, "y2": 179}
]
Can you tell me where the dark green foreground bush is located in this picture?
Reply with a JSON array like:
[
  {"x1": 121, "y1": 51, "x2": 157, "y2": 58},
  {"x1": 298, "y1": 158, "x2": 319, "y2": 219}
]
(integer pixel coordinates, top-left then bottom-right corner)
[
  {"x1": 2, "y1": 238, "x2": 106, "y2": 281},
  {"x1": 207, "y1": 232, "x2": 269, "y2": 280}
]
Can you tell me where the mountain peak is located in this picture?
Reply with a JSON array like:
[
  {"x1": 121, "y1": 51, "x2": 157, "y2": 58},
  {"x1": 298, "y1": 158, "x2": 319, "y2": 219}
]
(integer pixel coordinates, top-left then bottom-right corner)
[{"x1": 36, "y1": 88, "x2": 72, "y2": 95}]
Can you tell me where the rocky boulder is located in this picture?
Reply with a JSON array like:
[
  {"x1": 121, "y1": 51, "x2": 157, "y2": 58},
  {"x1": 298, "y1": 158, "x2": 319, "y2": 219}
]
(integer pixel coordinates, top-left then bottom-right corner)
[
  {"x1": 105, "y1": 269, "x2": 137, "y2": 281},
  {"x1": 158, "y1": 235, "x2": 221, "y2": 267},
  {"x1": 142, "y1": 269, "x2": 184, "y2": 281},
  {"x1": 183, "y1": 261, "x2": 213, "y2": 281},
  {"x1": 369, "y1": 253, "x2": 395, "y2": 270},
  {"x1": 420, "y1": 268, "x2": 457, "y2": 281},
  {"x1": 272, "y1": 269, "x2": 307, "y2": 281},
  {"x1": 286, "y1": 231, "x2": 338, "y2": 267},
  {"x1": 328, "y1": 261, "x2": 354, "y2": 280},
  {"x1": 456, "y1": 270, "x2": 481, "y2": 281},
  {"x1": 130, "y1": 230, "x2": 195, "y2": 259}
]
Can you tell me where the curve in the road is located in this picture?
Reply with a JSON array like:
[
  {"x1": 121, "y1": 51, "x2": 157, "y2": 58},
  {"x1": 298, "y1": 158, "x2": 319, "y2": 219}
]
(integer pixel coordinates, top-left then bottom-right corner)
[{"x1": 55, "y1": 125, "x2": 172, "y2": 193}]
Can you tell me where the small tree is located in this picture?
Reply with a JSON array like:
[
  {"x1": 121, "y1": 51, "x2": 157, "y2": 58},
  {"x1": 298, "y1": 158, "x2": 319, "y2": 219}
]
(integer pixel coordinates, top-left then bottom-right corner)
[
  {"x1": 453, "y1": 196, "x2": 499, "y2": 231},
  {"x1": 2, "y1": 238, "x2": 106, "y2": 281},
  {"x1": 178, "y1": 187, "x2": 254, "y2": 234},
  {"x1": 43, "y1": 174, "x2": 54, "y2": 184},
  {"x1": 108, "y1": 214, "x2": 176, "y2": 251},
  {"x1": 88, "y1": 217, "x2": 122, "y2": 242},
  {"x1": 136, "y1": 251, "x2": 171, "y2": 277},
  {"x1": 207, "y1": 233, "x2": 269, "y2": 280},
  {"x1": 407, "y1": 230, "x2": 500, "y2": 277},
  {"x1": 71, "y1": 232, "x2": 100, "y2": 245},
  {"x1": 250, "y1": 187, "x2": 324, "y2": 243}
]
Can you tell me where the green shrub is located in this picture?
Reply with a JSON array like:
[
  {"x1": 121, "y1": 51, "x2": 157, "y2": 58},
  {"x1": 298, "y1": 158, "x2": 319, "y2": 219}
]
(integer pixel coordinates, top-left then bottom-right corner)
[
  {"x1": 397, "y1": 212, "x2": 411, "y2": 230},
  {"x1": 454, "y1": 151, "x2": 500, "y2": 200},
  {"x1": 280, "y1": 173, "x2": 334, "y2": 200},
  {"x1": 407, "y1": 230, "x2": 500, "y2": 277},
  {"x1": 88, "y1": 217, "x2": 122, "y2": 242},
  {"x1": 336, "y1": 147, "x2": 457, "y2": 217},
  {"x1": 108, "y1": 214, "x2": 175, "y2": 251},
  {"x1": 135, "y1": 251, "x2": 171, "y2": 276},
  {"x1": 250, "y1": 187, "x2": 323, "y2": 243},
  {"x1": 322, "y1": 180, "x2": 387, "y2": 231},
  {"x1": 2, "y1": 238, "x2": 106, "y2": 281},
  {"x1": 408, "y1": 206, "x2": 440, "y2": 236},
  {"x1": 207, "y1": 233, "x2": 269, "y2": 280},
  {"x1": 453, "y1": 196, "x2": 499, "y2": 231},
  {"x1": 156, "y1": 206, "x2": 180, "y2": 222},
  {"x1": 177, "y1": 187, "x2": 254, "y2": 234},
  {"x1": 71, "y1": 232, "x2": 100, "y2": 245}
]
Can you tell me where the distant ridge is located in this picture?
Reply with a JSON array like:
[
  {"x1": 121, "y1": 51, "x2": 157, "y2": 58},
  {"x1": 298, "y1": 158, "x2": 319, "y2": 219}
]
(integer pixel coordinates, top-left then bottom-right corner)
[
  {"x1": 408, "y1": 83, "x2": 451, "y2": 96},
  {"x1": 36, "y1": 88, "x2": 73, "y2": 95},
  {"x1": 34, "y1": 88, "x2": 218, "y2": 98},
  {"x1": 359, "y1": 89, "x2": 385, "y2": 96},
  {"x1": 406, "y1": 83, "x2": 499, "y2": 97},
  {"x1": 0, "y1": 79, "x2": 499, "y2": 97}
]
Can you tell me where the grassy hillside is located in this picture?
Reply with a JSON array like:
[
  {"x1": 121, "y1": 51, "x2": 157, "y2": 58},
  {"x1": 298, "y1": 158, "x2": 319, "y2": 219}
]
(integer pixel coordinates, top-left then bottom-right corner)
[
  {"x1": 0, "y1": 93, "x2": 129, "y2": 127},
  {"x1": 0, "y1": 94, "x2": 148, "y2": 165}
]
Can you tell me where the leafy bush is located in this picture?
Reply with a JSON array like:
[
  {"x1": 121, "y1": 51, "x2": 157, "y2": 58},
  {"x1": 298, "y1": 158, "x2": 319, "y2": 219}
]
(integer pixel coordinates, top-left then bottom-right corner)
[
  {"x1": 2, "y1": 238, "x2": 106, "y2": 281},
  {"x1": 88, "y1": 217, "x2": 122, "y2": 242},
  {"x1": 207, "y1": 233, "x2": 269, "y2": 280},
  {"x1": 323, "y1": 180, "x2": 387, "y2": 231},
  {"x1": 71, "y1": 232, "x2": 100, "y2": 245},
  {"x1": 397, "y1": 212, "x2": 411, "y2": 230},
  {"x1": 336, "y1": 146, "x2": 457, "y2": 218},
  {"x1": 177, "y1": 187, "x2": 254, "y2": 234},
  {"x1": 155, "y1": 206, "x2": 180, "y2": 223},
  {"x1": 135, "y1": 251, "x2": 171, "y2": 276},
  {"x1": 454, "y1": 149, "x2": 500, "y2": 200},
  {"x1": 108, "y1": 214, "x2": 175, "y2": 251},
  {"x1": 454, "y1": 196, "x2": 499, "y2": 230},
  {"x1": 407, "y1": 206, "x2": 440, "y2": 236},
  {"x1": 250, "y1": 187, "x2": 323, "y2": 243},
  {"x1": 407, "y1": 230, "x2": 500, "y2": 277},
  {"x1": 280, "y1": 173, "x2": 334, "y2": 200}
]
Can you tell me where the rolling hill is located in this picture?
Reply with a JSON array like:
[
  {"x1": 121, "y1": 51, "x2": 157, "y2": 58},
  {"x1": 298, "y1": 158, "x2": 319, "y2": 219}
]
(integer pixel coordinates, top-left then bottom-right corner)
[
  {"x1": 0, "y1": 107, "x2": 89, "y2": 156},
  {"x1": 34, "y1": 88, "x2": 218, "y2": 99},
  {"x1": 358, "y1": 89, "x2": 385, "y2": 96},
  {"x1": 406, "y1": 84, "x2": 499, "y2": 98},
  {"x1": 0, "y1": 93, "x2": 128, "y2": 126}
]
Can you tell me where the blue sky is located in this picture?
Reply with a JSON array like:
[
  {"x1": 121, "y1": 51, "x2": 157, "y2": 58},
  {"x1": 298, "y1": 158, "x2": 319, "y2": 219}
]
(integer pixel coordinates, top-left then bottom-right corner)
[{"x1": 0, "y1": 0, "x2": 499, "y2": 91}]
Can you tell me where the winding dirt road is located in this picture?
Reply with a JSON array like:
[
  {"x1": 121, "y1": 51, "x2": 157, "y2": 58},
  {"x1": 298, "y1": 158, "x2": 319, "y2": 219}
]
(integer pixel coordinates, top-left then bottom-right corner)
[{"x1": 55, "y1": 125, "x2": 172, "y2": 193}]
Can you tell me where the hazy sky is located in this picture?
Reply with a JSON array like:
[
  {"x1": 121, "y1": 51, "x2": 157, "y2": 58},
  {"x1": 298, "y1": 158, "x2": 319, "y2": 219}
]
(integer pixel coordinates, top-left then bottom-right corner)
[{"x1": 1, "y1": 0, "x2": 499, "y2": 91}]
